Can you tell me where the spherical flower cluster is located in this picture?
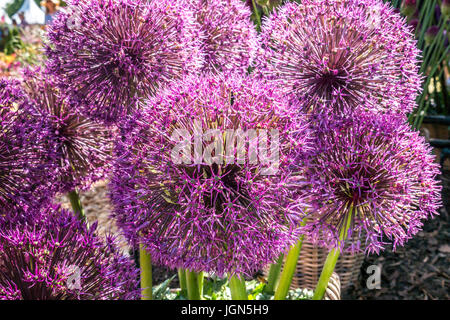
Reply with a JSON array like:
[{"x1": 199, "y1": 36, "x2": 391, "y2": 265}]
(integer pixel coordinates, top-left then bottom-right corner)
[
  {"x1": 0, "y1": 204, "x2": 139, "y2": 300},
  {"x1": 295, "y1": 113, "x2": 441, "y2": 254},
  {"x1": 256, "y1": 0, "x2": 421, "y2": 116},
  {"x1": 45, "y1": 0, "x2": 203, "y2": 124},
  {"x1": 18, "y1": 69, "x2": 115, "y2": 194},
  {"x1": 0, "y1": 79, "x2": 50, "y2": 212},
  {"x1": 189, "y1": 0, "x2": 258, "y2": 74},
  {"x1": 110, "y1": 73, "x2": 311, "y2": 276}
]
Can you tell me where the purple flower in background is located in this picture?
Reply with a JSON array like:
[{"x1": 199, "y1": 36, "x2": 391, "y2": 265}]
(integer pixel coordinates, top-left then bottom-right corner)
[
  {"x1": 189, "y1": 0, "x2": 258, "y2": 74},
  {"x1": 0, "y1": 80, "x2": 50, "y2": 212},
  {"x1": 425, "y1": 25, "x2": 440, "y2": 46},
  {"x1": 401, "y1": 0, "x2": 417, "y2": 17},
  {"x1": 442, "y1": 0, "x2": 450, "y2": 17},
  {"x1": 45, "y1": 0, "x2": 203, "y2": 124},
  {"x1": 19, "y1": 69, "x2": 116, "y2": 194},
  {"x1": 0, "y1": 204, "x2": 139, "y2": 300},
  {"x1": 294, "y1": 113, "x2": 441, "y2": 255},
  {"x1": 110, "y1": 73, "x2": 311, "y2": 276},
  {"x1": 256, "y1": 0, "x2": 421, "y2": 116}
]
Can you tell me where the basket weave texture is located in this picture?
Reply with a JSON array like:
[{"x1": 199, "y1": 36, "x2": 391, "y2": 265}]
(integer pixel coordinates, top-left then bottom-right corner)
[
  {"x1": 324, "y1": 272, "x2": 341, "y2": 300},
  {"x1": 291, "y1": 238, "x2": 364, "y2": 291}
]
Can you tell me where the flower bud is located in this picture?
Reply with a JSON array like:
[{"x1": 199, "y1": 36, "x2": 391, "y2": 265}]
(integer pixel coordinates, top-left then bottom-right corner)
[
  {"x1": 435, "y1": 4, "x2": 442, "y2": 22},
  {"x1": 408, "y1": 18, "x2": 419, "y2": 32},
  {"x1": 401, "y1": 0, "x2": 417, "y2": 17},
  {"x1": 425, "y1": 25, "x2": 440, "y2": 46},
  {"x1": 442, "y1": 0, "x2": 450, "y2": 17}
]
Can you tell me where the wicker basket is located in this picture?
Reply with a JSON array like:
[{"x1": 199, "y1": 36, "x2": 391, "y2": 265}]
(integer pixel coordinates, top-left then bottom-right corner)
[
  {"x1": 291, "y1": 238, "x2": 364, "y2": 291},
  {"x1": 264, "y1": 235, "x2": 364, "y2": 294},
  {"x1": 323, "y1": 272, "x2": 341, "y2": 300}
]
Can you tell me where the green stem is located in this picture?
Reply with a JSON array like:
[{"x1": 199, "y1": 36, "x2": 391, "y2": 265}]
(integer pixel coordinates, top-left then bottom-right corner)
[
  {"x1": 197, "y1": 271, "x2": 204, "y2": 297},
  {"x1": 178, "y1": 269, "x2": 187, "y2": 297},
  {"x1": 264, "y1": 254, "x2": 284, "y2": 294},
  {"x1": 251, "y1": 0, "x2": 261, "y2": 31},
  {"x1": 311, "y1": 246, "x2": 340, "y2": 300},
  {"x1": 274, "y1": 237, "x2": 304, "y2": 300},
  {"x1": 312, "y1": 206, "x2": 353, "y2": 300},
  {"x1": 229, "y1": 274, "x2": 247, "y2": 300},
  {"x1": 140, "y1": 244, "x2": 152, "y2": 300},
  {"x1": 68, "y1": 190, "x2": 87, "y2": 223},
  {"x1": 186, "y1": 270, "x2": 201, "y2": 300}
]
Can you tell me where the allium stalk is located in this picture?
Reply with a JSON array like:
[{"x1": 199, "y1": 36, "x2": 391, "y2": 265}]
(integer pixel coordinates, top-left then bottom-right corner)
[
  {"x1": 274, "y1": 243, "x2": 302, "y2": 300},
  {"x1": 273, "y1": 219, "x2": 306, "y2": 300},
  {"x1": 68, "y1": 190, "x2": 86, "y2": 224},
  {"x1": 256, "y1": 0, "x2": 421, "y2": 116},
  {"x1": 229, "y1": 275, "x2": 247, "y2": 300},
  {"x1": 45, "y1": 0, "x2": 203, "y2": 124},
  {"x1": 186, "y1": 270, "x2": 202, "y2": 300},
  {"x1": 139, "y1": 244, "x2": 152, "y2": 300},
  {"x1": 251, "y1": 0, "x2": 262, "y2": 30},
  {"x1": 263, "y1": 253, "x2": 283, "y2": 294},
  {"x1": 312, "y1": 206, "x2": 353, "y2": 300},
  {"x1": 178, "y1": 269, "x2": 188, "y2": 297}
]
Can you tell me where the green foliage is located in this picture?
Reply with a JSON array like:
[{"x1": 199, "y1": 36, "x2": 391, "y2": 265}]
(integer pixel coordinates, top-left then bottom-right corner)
[
  {"x1": 153, "y1": 275, "x2": 313, "y2": 300},
  {"x1": 202, "y1": 276, "x2": 229, "y2": 300},
  {"x1": 5, "y1": 0, "x2": 25, "y2": 18},
  {"x1": 0, "y1": 25, "x2": 23, "y2": 54},
  {"x1": 152, "y1": 275, "x2": 176, "y2": 300},
  {"x1": 385, "y1": 0, "x2": 450, "y2": 128}
]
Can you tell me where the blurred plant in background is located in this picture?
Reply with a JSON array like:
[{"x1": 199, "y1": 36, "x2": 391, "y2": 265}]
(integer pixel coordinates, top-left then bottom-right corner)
[
  {"x1": 0, "y1": 21, "x2": 43, "y2": 76},
  {"x1": 0, "y1": 21, "x2": 22, "y2": 55},
  {"x1": 387, "y1": 0, "x2": 450, "y2": 128}
]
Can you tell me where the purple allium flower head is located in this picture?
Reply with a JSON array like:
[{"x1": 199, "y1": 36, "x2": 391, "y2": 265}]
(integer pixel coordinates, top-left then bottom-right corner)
[
  {"x1": 188, "y1": 0, "x2": 258, "y2": 74},
  {"x1": 18, "y1": 68, "x2": 115, "y2": 194},
  {"x1": 110, "y1": 73, "x2": 311, "y2": 276},
  {"x1": 0, "y1": 204, "x2": 139, "y2": 300},
  {"x1": 295, "y1": 113, "x2": 441, "y2": 255},
  {"x1": 0, "y1": 79, "x2": 51, "y2": 212},
  {"x1": 45, "y1": 0, "x2": 203, "y2": 124},
  {"x1": 256, "y1": 0, "x2": 421, "y2": 116}
]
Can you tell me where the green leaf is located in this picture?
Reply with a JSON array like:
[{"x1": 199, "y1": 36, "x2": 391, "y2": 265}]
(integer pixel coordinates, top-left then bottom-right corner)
[{"x1": 152, "y1": 275, "x2": 176, "y2": 300}]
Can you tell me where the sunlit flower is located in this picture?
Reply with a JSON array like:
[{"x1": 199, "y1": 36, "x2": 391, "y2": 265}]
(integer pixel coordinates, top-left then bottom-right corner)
[
  {"x1": 20, "y1": 69, "x2": 115, "y2": 194},
  {"x1": 110, "y1": 73, "x2": 311, "y2": 276},
  {"x1": 294, "y1": 113, "x2": 441, "y2": 254},
  {"x1": 0, "y1": 79, "x2": 50, "y2": 212},
  {"x1": 0, "y1": 204, "x2": 139, "y2": 300},
  {"x1": 46, "y1": 0, "x2": 203, "y2": 124},
  {"x1": 189, "y1": 0, "x2": 258, "y2": 74},
  {"x1": 256, "y1": 0, "x2": 421, "y2": 116}
]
